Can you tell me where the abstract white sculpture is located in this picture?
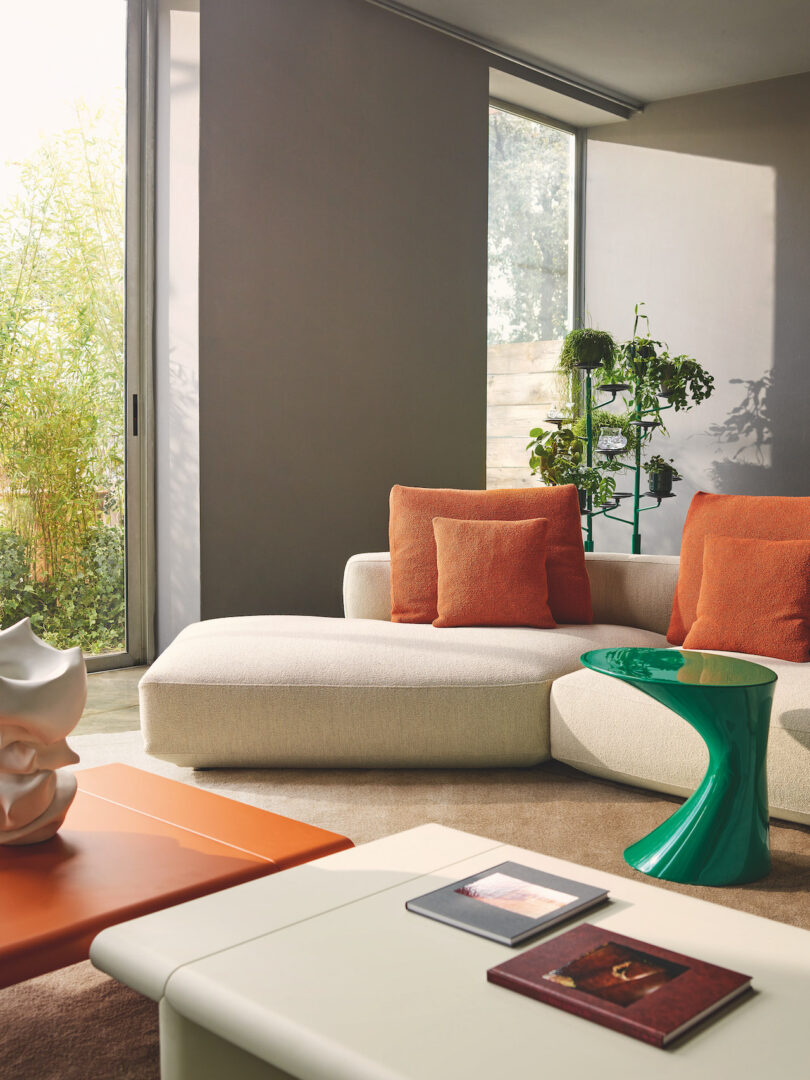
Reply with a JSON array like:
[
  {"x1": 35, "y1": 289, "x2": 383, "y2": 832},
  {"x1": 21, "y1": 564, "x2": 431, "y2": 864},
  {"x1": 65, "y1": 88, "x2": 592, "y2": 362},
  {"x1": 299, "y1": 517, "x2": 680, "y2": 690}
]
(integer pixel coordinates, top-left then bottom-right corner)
[{"x1": 0, "y1": 618, "x2": 86, "y2": 844}]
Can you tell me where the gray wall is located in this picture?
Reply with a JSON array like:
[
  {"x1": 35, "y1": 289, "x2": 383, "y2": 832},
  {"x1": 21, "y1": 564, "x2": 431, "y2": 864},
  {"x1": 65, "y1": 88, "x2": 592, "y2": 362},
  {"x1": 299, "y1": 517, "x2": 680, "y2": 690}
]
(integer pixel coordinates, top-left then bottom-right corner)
[
  {"x1": 199, "y1": 0, "x2": 489, "y2": 618},
  {"x1": 585, "y1": 71, "x2": 810, "y2": 554}
]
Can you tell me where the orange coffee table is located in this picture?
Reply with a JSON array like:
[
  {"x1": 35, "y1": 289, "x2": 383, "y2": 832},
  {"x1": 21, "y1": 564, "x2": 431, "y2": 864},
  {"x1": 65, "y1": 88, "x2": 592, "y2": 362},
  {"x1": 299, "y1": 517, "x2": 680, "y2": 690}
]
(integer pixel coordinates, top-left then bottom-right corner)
[{"x1": 0, "y1": 763, "x2": 352, "y2": 989}]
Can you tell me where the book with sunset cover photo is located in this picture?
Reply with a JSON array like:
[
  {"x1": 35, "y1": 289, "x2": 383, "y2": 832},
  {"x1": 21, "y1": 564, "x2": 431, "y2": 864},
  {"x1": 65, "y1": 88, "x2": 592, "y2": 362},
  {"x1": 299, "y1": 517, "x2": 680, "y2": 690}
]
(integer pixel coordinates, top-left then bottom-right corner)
[
  {"x1": 487, "y1": 922, "x2": 752, "y2": 1047},
  {"x1": 405, "y1": 861, "x2": 608, "y2": 946}
]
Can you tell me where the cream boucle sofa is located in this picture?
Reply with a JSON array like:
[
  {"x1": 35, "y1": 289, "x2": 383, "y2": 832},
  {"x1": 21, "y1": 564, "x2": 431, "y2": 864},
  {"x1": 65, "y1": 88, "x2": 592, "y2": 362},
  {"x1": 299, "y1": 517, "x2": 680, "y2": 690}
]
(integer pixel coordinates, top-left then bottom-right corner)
[{"x1": 140, "y1": 551, "x2": 810, "y2": 825}]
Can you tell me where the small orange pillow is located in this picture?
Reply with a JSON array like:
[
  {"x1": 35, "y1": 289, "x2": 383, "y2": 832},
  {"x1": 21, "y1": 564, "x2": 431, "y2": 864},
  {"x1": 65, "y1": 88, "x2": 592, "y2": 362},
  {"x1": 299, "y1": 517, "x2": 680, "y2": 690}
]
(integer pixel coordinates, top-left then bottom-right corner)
[
  {"x1": 682, "y1": 535, "x2": 810, "y2": 662},
  {"x1": 432, "y1": 517, "x2": 557, "y2": 629},
  {"x1": 668, "y1": 491, "x2": 810, "y2": 643},
  {"x1": 389, "y1": 484, "x2": 591, "y2": 625}
]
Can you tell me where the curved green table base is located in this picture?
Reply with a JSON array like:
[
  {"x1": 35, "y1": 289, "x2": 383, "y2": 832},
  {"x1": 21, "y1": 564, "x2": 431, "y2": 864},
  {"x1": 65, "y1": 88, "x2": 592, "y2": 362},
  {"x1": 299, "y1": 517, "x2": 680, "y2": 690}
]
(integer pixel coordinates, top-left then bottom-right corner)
[{"x1": 581, "y1": 648, "x2": 777, "y2": 887}]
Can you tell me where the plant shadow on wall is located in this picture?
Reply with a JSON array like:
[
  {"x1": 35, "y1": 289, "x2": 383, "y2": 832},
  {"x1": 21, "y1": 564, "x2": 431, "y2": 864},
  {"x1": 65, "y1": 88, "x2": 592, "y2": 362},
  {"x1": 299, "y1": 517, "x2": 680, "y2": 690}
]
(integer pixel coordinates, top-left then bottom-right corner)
[{"x1": 708, "y1": 373, "x2": 773, "y2": 495}]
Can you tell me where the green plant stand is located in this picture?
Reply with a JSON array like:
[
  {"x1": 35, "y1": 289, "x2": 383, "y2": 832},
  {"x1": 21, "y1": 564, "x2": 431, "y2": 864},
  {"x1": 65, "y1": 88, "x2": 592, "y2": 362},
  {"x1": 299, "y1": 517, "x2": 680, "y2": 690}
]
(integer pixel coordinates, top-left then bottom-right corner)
[{"x1": 581, "y1": 647, "x2": 777, "y2": 886}]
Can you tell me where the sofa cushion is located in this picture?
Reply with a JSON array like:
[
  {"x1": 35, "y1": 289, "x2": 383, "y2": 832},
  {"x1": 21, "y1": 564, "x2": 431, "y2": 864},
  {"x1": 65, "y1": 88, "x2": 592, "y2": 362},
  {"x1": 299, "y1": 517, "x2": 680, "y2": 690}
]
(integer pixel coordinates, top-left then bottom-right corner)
[
  {"x1": 140, "y1": 616, "x2": 665, "y2": 769},
  {"x1": 667, "y1": 492, "x2": 810, "y2": 644},
  {"x1": 682, "y1": 535, "x2": 810, "y2": 663},
  {"x1": 432, "y1": 516, "x2": 556, "y2": 629},
  {"x1": 389, "y1": 485, "x2": 591, "y2": 626},
  {"x1": 550, "y1": 651, "x2": 810, "y2": 825}
]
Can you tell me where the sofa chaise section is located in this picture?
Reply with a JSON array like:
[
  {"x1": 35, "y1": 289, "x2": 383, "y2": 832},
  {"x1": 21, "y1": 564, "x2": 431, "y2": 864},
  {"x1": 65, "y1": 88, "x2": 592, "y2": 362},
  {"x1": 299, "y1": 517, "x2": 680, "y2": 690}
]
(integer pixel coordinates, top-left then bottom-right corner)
[{"x1": 139, "y1": 553, "x2": 671, "y2": 769}]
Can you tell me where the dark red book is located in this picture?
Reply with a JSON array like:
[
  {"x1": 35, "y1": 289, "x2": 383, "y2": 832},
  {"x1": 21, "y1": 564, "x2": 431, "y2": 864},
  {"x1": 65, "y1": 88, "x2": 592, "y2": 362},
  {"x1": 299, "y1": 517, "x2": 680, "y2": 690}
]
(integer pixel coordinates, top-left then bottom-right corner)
[{"x1": 487, "y1": 923, "x2": 751, "y2": 1048}]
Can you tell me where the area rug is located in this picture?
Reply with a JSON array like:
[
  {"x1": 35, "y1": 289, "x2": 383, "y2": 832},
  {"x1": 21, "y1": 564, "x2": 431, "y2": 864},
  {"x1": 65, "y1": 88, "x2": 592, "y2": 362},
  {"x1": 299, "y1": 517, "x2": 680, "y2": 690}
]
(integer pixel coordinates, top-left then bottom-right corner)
[{"x1": 3, "y1": 729, "x2": 809, "y2": 1080}]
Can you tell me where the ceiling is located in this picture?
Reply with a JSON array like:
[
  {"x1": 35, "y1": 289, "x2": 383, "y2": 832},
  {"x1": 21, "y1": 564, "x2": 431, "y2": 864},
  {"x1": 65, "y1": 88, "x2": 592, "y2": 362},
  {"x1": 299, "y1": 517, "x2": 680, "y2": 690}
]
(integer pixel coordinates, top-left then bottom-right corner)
[{"x1": 370, "y1": 0, "x2": 810, "y2": 105}]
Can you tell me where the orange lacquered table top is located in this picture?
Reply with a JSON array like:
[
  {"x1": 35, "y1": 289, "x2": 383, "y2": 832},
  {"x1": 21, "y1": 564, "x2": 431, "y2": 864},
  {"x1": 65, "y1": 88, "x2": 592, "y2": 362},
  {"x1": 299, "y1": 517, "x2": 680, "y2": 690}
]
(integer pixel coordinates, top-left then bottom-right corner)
[{"x1": 0, "y1": 764, "x2": 352, "y2": 989}]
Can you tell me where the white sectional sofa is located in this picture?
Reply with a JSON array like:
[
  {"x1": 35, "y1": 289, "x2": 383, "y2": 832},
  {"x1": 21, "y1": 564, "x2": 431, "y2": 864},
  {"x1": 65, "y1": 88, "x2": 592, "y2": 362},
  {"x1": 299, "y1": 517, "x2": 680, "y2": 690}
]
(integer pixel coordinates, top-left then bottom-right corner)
[{"x1": 140, "y1": 551, "x2": 810, "y2": 825}]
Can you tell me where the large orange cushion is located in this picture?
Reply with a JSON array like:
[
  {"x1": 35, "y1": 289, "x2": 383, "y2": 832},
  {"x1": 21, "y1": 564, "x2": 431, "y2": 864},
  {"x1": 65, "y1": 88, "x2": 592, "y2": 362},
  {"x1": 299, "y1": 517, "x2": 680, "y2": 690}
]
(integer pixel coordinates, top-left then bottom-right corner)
[
  {"x1": 432, "y1": 517, "x2": 557, "y2": 629},
  {"x1": 389, "y1": 484, "x2": 591, "y2": 625},
  {"x1": 668, "y1": 492, "x2": 810, "y2": 644},
  {"x1": 682, "y1": 535, "x2": 810, "y2": 662}
]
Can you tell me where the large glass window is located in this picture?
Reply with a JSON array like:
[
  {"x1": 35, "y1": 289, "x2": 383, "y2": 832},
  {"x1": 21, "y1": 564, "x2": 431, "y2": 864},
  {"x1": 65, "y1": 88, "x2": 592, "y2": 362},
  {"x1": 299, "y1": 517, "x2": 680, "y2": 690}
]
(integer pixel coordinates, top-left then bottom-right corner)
[
  {"x1": 0, "y1": 0, "x2": 139, "y2": 661},
  {"x1": 487, "y1": 105, "x2": 576, "y2": 489}
]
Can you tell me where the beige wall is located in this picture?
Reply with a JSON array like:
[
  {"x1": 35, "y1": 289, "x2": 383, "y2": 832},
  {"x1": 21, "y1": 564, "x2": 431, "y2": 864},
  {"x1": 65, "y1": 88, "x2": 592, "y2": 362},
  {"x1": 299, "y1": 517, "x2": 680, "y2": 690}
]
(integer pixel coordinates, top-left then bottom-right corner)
[
  {"x1": 585, "y1": 71, "x2": 810, "y2": 554},
  {"x1": 199, "y1": 0, "x2": 489, "y2": 618}
]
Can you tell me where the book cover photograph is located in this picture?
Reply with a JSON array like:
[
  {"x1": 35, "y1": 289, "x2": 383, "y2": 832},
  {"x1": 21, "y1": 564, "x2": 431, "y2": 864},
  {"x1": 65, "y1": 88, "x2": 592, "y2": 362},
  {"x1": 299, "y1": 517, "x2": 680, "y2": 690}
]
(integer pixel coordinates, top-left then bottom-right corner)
[
  {"x1": 405, "y1": 862, "x2": 608, "y2": 946},
  {"x1": 487, "y1": 923, "x2": 752, "y2": 1047}
]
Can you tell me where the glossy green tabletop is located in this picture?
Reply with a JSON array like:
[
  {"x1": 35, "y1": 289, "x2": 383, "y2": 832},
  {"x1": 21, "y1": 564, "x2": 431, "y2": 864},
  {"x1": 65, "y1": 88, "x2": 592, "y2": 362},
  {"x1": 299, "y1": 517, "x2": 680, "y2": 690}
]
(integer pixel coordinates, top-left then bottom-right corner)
[
  {"x1": 581, "y1": 647, "x2": 777, "y2": 887},
  {"x1": 581, "y1": 647, "x2": 777, "y2": 688}
]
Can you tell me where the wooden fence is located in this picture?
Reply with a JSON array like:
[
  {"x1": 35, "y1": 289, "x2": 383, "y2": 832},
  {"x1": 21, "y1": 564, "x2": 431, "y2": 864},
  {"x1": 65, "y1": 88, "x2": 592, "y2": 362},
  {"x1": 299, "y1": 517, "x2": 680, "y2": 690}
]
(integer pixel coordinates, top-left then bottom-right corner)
[{"x1": 486, "y1": 339, "x2": 562, "y2": 489}]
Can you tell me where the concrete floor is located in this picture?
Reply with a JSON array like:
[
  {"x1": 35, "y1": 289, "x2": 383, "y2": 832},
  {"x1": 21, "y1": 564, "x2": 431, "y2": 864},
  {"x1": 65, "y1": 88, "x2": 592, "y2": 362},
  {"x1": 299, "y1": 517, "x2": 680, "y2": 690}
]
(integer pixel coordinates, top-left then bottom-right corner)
[{"x1": 74, "y1": 665, "x2": 148, "y2": 736}]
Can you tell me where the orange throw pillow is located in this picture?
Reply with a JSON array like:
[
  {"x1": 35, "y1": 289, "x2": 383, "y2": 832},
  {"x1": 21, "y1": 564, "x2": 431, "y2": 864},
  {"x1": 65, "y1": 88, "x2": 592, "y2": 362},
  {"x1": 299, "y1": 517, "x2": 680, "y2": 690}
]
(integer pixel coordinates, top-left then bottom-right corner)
[
  {"x1": 682, "y1": 535, "x2": 810, "y2": 662},
  {"x1": 668, "y1": 492, "x2": 810, "y2": 644},
  {"x1": 389, "y1": 485, "x2": 591, "y2": 625},
  {"x1": 432, "y1": 517, "x2": 557, "y2": 629}
]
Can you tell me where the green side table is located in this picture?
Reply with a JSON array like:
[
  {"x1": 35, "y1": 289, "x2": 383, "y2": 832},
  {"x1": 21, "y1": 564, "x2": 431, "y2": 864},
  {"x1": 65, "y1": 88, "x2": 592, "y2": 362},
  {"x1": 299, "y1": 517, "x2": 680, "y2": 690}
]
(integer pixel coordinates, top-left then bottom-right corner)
[{"x1": 581, "y1": 647, "x2": 777, "y2": 886}]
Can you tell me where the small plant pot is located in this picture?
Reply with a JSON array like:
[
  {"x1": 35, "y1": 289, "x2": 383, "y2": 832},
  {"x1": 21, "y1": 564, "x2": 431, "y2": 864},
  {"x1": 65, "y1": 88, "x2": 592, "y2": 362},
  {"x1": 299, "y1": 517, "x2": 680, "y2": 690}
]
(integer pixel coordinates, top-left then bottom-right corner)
[
  {"x1": 658, "y1": 363, "x2": 677, "y2": 398},
  {"x1": 648, "y1": 467, "x2": 674, "y2": 496},
  {"x1": 631, "y1": 358, "x2": 648, "y2": 378},
  {"x1": 577, "y1": 488, "x2": 588, "y2": 514}
]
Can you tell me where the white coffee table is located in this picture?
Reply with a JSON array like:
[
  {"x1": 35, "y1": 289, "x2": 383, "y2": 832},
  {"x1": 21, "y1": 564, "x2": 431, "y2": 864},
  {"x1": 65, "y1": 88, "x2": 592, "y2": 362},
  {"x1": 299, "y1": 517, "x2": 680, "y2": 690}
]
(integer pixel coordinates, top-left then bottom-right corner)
[{"x1": 91, "y1": 824, "x2": 810, "y2": 1079}]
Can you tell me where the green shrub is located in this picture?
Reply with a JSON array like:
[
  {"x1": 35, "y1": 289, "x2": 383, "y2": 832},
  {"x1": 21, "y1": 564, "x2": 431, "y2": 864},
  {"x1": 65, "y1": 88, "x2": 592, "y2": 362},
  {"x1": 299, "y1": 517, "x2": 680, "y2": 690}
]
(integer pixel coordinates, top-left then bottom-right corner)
[
  {"x1": 0, "y1": 524, "x2": 125, "y2": 654},
  {"x1": 0, "y1": 529, "x2": 33, "y2": 627}
]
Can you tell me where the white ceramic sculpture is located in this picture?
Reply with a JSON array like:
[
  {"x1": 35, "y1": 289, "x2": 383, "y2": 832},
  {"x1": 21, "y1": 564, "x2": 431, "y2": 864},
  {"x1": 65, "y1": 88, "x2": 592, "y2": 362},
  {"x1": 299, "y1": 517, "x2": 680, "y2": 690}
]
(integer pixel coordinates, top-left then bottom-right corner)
[{"x1": 0, "y1": 618, "x2": 86, "y2": 845}]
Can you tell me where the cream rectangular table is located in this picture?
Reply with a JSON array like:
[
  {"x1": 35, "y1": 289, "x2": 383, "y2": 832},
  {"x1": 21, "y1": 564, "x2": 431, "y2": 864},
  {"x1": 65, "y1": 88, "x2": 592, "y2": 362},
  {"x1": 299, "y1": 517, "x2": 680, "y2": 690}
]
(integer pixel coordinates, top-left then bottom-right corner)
[{"x1": 91, "y1": 824, "x2": 810, "y2": 1079}]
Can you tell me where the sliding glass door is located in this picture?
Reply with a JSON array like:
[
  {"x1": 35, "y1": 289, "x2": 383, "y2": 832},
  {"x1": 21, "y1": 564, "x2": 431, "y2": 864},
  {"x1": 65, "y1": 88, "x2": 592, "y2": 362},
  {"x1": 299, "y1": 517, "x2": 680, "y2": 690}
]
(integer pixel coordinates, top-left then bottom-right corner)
[{"x1": 0, "y1": 0, "x2": 153, "y2": 667}]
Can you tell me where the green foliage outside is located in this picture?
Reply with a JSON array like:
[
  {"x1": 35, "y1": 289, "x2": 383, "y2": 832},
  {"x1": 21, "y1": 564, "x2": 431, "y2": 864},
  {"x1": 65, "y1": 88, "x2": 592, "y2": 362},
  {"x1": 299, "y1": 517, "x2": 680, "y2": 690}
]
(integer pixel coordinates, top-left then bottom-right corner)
[
  {"x1": 488, "y1": 107, "x2": 571, "y2": 345},
  {"x1": 0, "y1": 103, "x2": 125, "y2": 653}
]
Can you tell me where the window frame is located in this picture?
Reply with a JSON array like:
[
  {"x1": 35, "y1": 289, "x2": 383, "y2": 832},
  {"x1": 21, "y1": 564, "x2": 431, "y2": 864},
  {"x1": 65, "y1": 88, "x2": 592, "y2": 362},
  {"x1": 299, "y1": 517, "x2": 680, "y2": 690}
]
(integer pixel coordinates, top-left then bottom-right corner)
[{"x1": 86, "y1": 0, "x2": 157, "y2": 671}]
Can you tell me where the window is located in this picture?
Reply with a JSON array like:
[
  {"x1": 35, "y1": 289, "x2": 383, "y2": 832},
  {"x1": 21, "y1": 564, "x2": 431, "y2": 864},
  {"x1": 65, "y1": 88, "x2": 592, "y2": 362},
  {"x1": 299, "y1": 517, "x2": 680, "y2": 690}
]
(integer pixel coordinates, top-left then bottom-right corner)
[
  {"x1": 487, "y1": 105, "x2": 577, "y2": 489},
  {"x1": 0, "y1": 0, "x2": 153, "y2": 667}
]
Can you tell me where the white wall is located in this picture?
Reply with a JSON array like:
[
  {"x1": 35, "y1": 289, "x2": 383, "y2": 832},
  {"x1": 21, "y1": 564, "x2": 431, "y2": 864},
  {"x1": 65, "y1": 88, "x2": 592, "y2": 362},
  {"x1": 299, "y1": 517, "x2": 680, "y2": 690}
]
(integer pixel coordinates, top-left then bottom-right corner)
[
  {"x1": 155, "y1": 0, "x2": 200, "y2": 650},
  {"x1": 584, "y1": 72, "x2": 810, "y2": 554}
]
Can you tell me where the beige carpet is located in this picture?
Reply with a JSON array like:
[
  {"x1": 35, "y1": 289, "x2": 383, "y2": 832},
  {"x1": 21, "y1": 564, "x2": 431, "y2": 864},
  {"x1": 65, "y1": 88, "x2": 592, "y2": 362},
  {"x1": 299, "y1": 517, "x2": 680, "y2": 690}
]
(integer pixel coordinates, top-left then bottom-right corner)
[{"x1": 3, "y1": 730, "x2": 809, "y2": 1080}]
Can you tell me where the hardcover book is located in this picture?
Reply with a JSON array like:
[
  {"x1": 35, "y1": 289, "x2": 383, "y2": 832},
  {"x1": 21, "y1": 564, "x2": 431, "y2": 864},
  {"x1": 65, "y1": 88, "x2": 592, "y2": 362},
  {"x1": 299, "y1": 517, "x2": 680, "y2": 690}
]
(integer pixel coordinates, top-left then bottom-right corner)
[
  {"x1": 405, "y1": 862, "x2": 608, "y2": 946},
  {"x1": 487, "y1": 923, "x2": 752, "y2": 1047}
]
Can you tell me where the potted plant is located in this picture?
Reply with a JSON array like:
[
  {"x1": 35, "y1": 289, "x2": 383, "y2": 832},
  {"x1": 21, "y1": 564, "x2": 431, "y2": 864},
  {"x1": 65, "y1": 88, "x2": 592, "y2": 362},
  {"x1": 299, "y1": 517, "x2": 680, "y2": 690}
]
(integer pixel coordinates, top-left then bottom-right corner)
[
  {"x1": 527, "y1": 427, "x2": 619, "y2": 512},
  {"x1": 643, "y1": 455, "x2": 680, "y2": 496},
  {"x1": 559, "y1": 328, "x2": 616, "y2": 373},
  {"x1": 606, "y1": 305, "x2": 662, "y2": 381},
  {"x1": 606, "y1": 305, "x2": 714, "y2": 427},
  {"x1": 571, "y1": 410, "x2": 638, "y2": 458},
  {"x1": 655, "y1": 354, "x2": 714, "y2": 410}
]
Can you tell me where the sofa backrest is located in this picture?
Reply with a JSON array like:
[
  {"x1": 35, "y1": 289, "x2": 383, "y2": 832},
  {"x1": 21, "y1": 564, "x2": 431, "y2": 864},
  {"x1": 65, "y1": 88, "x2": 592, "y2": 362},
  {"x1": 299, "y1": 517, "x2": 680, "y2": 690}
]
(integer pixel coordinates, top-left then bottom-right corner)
[
  {"x1": 343, "y1": 550, "x2": 680, "y2": 635},
  {"x1": 585, "y1": 552, "x2": 679, "y2": 635}
]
